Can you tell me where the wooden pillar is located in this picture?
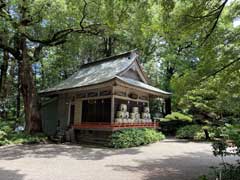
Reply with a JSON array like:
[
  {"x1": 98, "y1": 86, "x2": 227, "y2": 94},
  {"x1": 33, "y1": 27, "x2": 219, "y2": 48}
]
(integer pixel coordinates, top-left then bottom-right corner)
[
  {"x1": 74, "y1": 99, "x2": 82, "y2": 124},
  {"x1": 111, "y1": 86, "x2": 115, "y2": 124},
  {"x1": 165, "y1": 97, "x2": 171, "y2": 115},
  {"x1": 111, "y1": 95, "x2": 115, "y2": 124},
  {"x1": 67, "y1": 102, "x2": 71, "y2": 127}
]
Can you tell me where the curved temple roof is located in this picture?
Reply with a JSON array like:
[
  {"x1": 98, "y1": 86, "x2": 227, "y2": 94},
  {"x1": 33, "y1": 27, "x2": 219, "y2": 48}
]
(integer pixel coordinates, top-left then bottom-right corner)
[
  {"x1": 40, "y1": 50, "x2": 171, "y2": 96},
  {"x1": 116, "y1": 76, "x2": 171, "y2": 96}
]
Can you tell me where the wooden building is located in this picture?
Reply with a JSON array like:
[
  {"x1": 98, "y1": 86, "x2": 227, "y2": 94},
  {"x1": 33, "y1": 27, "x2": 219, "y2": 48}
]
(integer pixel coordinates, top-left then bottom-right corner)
[{"x1": 40, "y1": 50, "x2": 171, "y2": 144}]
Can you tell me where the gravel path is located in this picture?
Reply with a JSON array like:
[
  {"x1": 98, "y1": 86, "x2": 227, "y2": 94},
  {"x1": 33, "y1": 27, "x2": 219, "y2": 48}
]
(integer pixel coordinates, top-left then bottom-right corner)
[{"x1": 0, "y1": 139, "x2": 237, "y2": 180}]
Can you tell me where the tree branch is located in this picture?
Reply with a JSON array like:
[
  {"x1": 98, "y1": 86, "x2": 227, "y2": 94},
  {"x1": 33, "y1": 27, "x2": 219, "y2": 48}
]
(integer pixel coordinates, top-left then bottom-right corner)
[
  {"x1": 185, "y1": 3, "x2": 225, "y2": 20},
  {"x1": 177, "y1": 41, "x2": 193, "y2": 55},
  {"x1": 0, "y1": 42, "x2": 21, "y2": 59},
  {"x1": 0, "y1": 1, "x2": 12, "y2": 21},
  {"x1": 200, "y1": 57, "x2": 240, "y2": 82},
  {"x1": 80, "y1": 0, "x2": 88, "y2": 29},
  {"x1": 185, "y1": 0, "x2": 228, "y2": 46},
  {"x1": 23, "y1": 23, "x2": 103, "y2": 47},
  {"x1": 22, "y1": 0, "x2": 103, "y2": 47},
  {"x1": 33, "y1": 44, "x2": 44, "y2": 61},
  {"x1": 201, "y1": 0, "x2": 228, "y2": 45}
]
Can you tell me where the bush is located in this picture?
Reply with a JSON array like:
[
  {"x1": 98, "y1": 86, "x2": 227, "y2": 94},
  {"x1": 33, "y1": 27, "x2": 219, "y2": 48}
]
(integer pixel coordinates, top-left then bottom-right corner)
[
  {"x1": 0, "y1": 120, "x2": 47, "y2": 146},
  {"x1": 199, "y1": 161, "x2": 240, "y2": 180},
  {"x1": 8, "y1": 133, "x2": 47, "y2": 145},
  {"x1": 176, "y1": 125, "x2": 202, "y2": 139},
  {"x1": 213, "y1": 124, "x2": 240, "y2": 157},
  {"x1": 176, "y1": 125, "x2": 221, "y2": 141},
  {"x1": 158, "y1": 112, "x2": 193, "y2": 135},
  {"x1": 160, "y1": 112, "x2": 193, "y2": 122},
  {"x1": 110, "y1": 128, "x2": 165, "y2": 148}
]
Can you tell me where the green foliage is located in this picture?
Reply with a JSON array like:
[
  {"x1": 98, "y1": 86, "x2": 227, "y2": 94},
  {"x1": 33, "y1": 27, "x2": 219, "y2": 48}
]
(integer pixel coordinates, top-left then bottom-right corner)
[
  {"x1": 200, "y1": 122, "x2": 240, "y2": 180},
  {"x1": 0, "y1": 121, "x2": 14, "y2": 133},
  {"x1": 176, "y1": 125, "x2": 220, "y2": 140},
  {"x1": 8, "y1": 133, "x2": 47, "y2": 145},
  {"x1": 213, "y1": 124, "x2": 240, "y2": 157},
  {"x1": 213, "y1": 162, "x2": 240, "y2": 180},
  {"x1": 161, "y1": 0, "x2": 240, "y2": 126},
  {"x1": 199, "y1": 161, "x2": 240, "y2": 180},
  {"x1": 110, "y1": 128, "x2": 165, "y2": 148},
  {"x1": 159, "y1": 112, "x2": 193, "y2": 135},
  {"x1": 160, "y1": 112, "x2": 192, "y2": 122},
  {"x1": 0, "y1": 121, "x2": 15, "y2": 144},
  {"x1": 176, "y1": 125, "x2": 202, "y2": 139},
  {"x1": 0, "y1": 121, "x2": 47, "y2": 146},
  {"x1": 160, "y1": 120, "x2": 191, "y2": 136}
]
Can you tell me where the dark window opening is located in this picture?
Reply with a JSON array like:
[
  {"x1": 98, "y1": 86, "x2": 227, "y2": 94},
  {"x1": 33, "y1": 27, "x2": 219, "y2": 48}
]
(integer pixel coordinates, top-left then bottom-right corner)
[
  {"x1": 69, "y1": 104, "x2": 75, "y2": 126},
  {"x1": 82, "y1": 98, "x2": 111, "y2": 123}
]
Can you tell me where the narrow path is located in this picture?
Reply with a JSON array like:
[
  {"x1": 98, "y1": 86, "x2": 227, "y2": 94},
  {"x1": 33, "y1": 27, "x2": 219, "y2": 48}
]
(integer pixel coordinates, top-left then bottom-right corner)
[{"x1": 0, "y1": 139, "x2": 237, "y2": 180}]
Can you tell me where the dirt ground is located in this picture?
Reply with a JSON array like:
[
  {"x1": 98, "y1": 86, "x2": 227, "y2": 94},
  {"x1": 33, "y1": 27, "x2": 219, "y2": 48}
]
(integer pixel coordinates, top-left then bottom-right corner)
[{"x1": 0, "y1": 139, "x2": 237, "y2": 180}]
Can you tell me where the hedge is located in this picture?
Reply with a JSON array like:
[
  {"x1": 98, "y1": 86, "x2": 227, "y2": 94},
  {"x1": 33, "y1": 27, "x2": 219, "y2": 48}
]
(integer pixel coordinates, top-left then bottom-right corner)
[{"x1": 109, "y1": 128, "x2": 165, "y2": 148}]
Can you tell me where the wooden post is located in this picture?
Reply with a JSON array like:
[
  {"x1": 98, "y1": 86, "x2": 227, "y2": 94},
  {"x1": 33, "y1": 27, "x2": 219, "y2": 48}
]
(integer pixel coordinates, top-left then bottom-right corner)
[
  {"x1": 111, "y1": 95, "x2": 115, "y2": 124},
  {"x1": 111, "y1": 87, "x2": 115, "y2": 124},
  {"x1": 67, "y1": 101, "x2": 71, "y2": 127},
  {"x1": 165, "y1": 97, "x2": 171, "y2": 115}
]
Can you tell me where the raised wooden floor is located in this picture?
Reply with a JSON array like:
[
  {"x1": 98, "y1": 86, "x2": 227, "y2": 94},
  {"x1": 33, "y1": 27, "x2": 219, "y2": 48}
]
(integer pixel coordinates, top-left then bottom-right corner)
[
  {"x1": 73, "y1": 122, "x2": 159, "y2": 145},
  {"x1": 73, "y1": 122, "x2": 158, "y2": 131}
]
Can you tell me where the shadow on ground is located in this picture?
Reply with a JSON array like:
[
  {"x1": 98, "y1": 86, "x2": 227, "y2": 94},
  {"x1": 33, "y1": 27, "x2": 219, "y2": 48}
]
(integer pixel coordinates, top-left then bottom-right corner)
[
  {"x1": 0, "y1": 143, "x2": 141, "y2": 161},
  {"x1": 1, "y1": 140, "x2": 237, "y2": 180},
  {"x1": 106, "y1": 151, "x2": 219, "y2": 180},
  {"x1": 0, "y1": 168, "x2": 25, "y2": 180}
]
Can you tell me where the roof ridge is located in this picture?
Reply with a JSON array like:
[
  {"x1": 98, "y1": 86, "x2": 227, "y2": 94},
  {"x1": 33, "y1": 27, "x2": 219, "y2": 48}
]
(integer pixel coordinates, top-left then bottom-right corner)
[
  {"x1": 80, "y1": 49, "x2": 137, "y2": 68},
  {"x1": 39, "y1": 49, "x2": 138, "y2": 94}
]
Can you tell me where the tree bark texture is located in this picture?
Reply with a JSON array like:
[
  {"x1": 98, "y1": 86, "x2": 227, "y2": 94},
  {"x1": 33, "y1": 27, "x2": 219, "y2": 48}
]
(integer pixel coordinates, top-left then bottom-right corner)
[
  {"x1": 18, "y1": 36, "x2": 42, "y2": 133},
  {"x1": 16, "y1": 64, "x2": 21, "y2": 118},
  {"x1": 0, "y1": 50, "x2": 9, "y2": 119},
  {"x1": 0, "y1": 50, "x2": 8, "y2": 98}
]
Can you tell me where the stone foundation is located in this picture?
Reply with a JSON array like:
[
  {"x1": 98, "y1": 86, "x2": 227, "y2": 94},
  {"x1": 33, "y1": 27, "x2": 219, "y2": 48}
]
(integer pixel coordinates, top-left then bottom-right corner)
[{"x1": 75, "y1": 129, "x2": 113, "y2": 146}]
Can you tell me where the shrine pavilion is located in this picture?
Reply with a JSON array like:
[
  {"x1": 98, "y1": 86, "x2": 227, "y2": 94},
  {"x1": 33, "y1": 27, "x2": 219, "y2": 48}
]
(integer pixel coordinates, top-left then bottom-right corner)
[{"x1": 40, "y1": 50, "x2": 171, "y2": 144}]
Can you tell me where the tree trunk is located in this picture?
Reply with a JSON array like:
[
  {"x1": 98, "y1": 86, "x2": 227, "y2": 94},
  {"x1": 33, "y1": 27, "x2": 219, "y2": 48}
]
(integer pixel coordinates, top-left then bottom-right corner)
[
  {"x1": 204, "y1": 129, "x2": 210, "y2": 140},
  {"x1": 16, "y1": 64, "x2": 21, "y2": 118},
  {"x1": 0, "y1": 51, "x2": 9, "y2": 119},
  {"x1": 103, "y1": 36, "x2": 114, "y2": 57},
  {"x1": 18, "y1": 37, "x2": 42, "y2": 133},
  {"x1": 0, "y1": 50, "x2": 9, "y2": 97},
  {"x1": 165, "y1": 63, "x2": 175, "y2": 91},
  {"x1": 40, "y1": 59, "x2": 45, "y2": 88}
]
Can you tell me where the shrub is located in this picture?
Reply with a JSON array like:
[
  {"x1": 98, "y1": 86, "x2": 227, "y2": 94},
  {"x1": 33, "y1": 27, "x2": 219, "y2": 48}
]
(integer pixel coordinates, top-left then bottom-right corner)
[
  {"x1": 9, "y1": 133, "x2": 47, "y2": 145},
  {"x1": 110, "y1": 128, "x2": 165, "y2": 148},
  {"x1": 0, "y1": 121, "x2": 14, "y2": 133},
  {"x1": 213, "y1": 124, "x2": 240, "y2": 157},
  {"x1": 199, "y1": 161, "x2": 240, "y2": 180},
  {"x1": 0, "y1": 120, "x2": 47, "y2": 146},
  {"x1": 158, "y1": 112, "x2": 193, "y2": 135},
  {"x1": 176, "y1": 125, "x2": 220, "y2": 141},
  {"x1": 193, "y1": 131, "x2": 206, "y2": 141},
  {"x1": 199, "y1": 123, "x2": 240, "y2": 180},
  {"x1": 176, "y1": 125, "x2": 202, "y2": 139},
  {"x1": 160, "y1": 112, "x2": 193, "y2": 122}
]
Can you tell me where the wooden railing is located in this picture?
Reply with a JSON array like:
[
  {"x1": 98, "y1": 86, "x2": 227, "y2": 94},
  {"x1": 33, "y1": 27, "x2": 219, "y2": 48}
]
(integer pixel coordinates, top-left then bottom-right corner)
[{"x1": 73, "y1": 122, "x2": 159, "y2": 130}]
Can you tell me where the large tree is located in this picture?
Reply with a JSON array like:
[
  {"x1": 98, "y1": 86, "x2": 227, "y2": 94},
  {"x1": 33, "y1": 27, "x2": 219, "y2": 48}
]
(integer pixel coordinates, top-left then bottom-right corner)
[
  {"x1": 0, "y1": 0, "x2": 103, "y2": 133},
  {"x1": 0, "y1": 0, "x2": 158, "y2": 133},
  {"x1": 158, "y1": 0, "x2": 240, "y2": 119}
]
